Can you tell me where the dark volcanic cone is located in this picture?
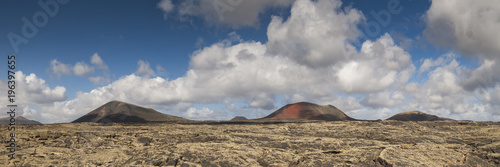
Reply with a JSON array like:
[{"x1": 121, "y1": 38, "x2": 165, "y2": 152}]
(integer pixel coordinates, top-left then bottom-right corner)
[
  {"x1": 72, "y1": 100, "x2": 189, "y2": 123},
  {"x1": 0, "y1": 116, "x2": 42, "y2": 125},
  {"x1": 262, "y1": 102, "x2": 355, "y2": 121},
  {"x1": 387, "y1": 111, "x2": 453, "y2": 121},
  {"x1": 230, "y1": 116, "x2": 248, "y2": 121}
]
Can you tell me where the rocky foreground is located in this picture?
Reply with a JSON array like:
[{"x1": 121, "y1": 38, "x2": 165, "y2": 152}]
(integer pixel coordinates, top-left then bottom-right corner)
[{"x1": 1, "y1": 120, "x2": 499, "y2": 166}]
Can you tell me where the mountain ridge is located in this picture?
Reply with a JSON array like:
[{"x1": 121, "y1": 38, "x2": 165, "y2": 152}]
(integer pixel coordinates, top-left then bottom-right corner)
[
  {"x1": 0, "y1": 116, "x2": 42, "y2": 125},
  {"x1": 72, "y1": 100, "x2": 189, "y2": 123},
  {"x1": 262, "y1": 102, "x2": 355, "y2": 121},
  {"x1": 387, "y1": 110, "x2": 453, "y2": 121}
]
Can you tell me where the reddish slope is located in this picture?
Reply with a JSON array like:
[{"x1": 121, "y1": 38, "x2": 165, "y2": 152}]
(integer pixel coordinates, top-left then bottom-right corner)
[
  {"x1": 387, "y1": 111, "x2": 453, "y2": 121},
  {"x1": 263, "y1": 102, "x2": 355, "y2": 121}
]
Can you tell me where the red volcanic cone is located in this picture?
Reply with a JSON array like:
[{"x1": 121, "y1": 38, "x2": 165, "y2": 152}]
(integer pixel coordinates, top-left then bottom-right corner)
[{"x1": 263, "y1": 102, "x2": 355, "y2": 121}]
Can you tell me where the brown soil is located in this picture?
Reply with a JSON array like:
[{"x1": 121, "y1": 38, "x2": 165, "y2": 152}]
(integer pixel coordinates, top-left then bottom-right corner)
[{"x1": 1, "y1": 120, "x2": 499, "y2": 166}]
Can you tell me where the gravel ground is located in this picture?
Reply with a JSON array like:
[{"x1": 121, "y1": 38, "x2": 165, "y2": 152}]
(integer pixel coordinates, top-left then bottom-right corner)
[{"x1": 1, "y1": 120, "x2": 499, "y2": 166}]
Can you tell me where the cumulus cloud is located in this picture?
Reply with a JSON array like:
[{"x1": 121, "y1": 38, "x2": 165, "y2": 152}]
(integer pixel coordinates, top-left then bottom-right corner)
[
  {"x1": 361, "y1": 91, "x2": 405, "y2": 108},
  {"x1": 50, "y1": 59, "x2": 72, "y2": 78},
  {"x1": 401, "y1": 53, "x2": 500, "y2": 120},
  {"x1": 0, "y1": 71, "x2": 67, "y2": 122},
  {"x1": 186, "y1": 107, "x2": 214, "y2": 119},
  {"x1": 416, "y1": 59, "x2": 466, "y2": 109},
  {"x1": 35, "y1": 35, "x2": 415, "y2": 123},
  {"x1": 419, "y1": 53, "x2": 453, "y2": 74},
  {"x1": 73, "y1": 62, "x2": 94, "y2": 76},
  {"x1": 318, "y1": 95, "x2": 362, "y2": 112},
  {"x1": 25, "y1": 0, "x2": 417, "y2": 123},
  {"x1": 157, "y1": 0, "x2": 174, "y2": 14},
  {"x1": 19, "y1": 0, "x2": 500, "y2": 123},
  {"x1": 424, "y1": 0, "x2": 500, "y2": 91},
  {"x1": 89, "y1": 76, "x2": 110, "y2": 85},
  {"x1": 135, "y1": 60, "x2": 156, "y2": 77},
  {"x1": 32, "y1": 40, "x2": 322, "y2": 122},
  {"x1": 49, "y1": 53, "x2": 110, "y2": 84},
  {"x1": 425, "y1": 0, "x2": 500, "y2": 58},
  {"x1": 267, "y1": 0, "x2": 363, "y2": 68},
  {"x1": 16, "y1": 71, "x2": 67, "y2": 104},
  {"x1": 488, "y1": 86, "x2": 500, "y2": 108},
  {"x1": 461, "y1": 59, "x2": 500, "y2": 91},
  {"x1": 249, "y1": 93, "x2": 276, "y2": 110},
  {"x1": 163, "y1": 0, "x2": 295, "y2": 28},
  {"x1": 91, "y1": 53, "x2": 108, "y2": 70},
  {"x1": 335, "y1": 33, "x2": 414, "y2": 93}
]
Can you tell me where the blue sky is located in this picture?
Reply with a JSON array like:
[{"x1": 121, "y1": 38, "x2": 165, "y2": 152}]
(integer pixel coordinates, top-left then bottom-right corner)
[{"x1": 1, "y1": 0, "x2": 499, "y2": 123}]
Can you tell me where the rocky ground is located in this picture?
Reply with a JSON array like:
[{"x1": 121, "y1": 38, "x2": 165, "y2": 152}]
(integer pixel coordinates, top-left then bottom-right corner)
[{"x1": 1, "y1": 120, "x2": 499, "y2": 166}]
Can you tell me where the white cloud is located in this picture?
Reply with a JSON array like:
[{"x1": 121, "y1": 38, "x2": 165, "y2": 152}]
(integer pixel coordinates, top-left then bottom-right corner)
[
  {"x1": 318, "y1": 95, "x2": 362, "y2": 112},
  {"x1": 461, "y1": 59, "x2": 500, "y2": 91},
  {"x1": 425, "y1": 0, "x2": 500, "y2": 59},
  {"x1": 39, "y1": 32, "x2": 417, "y2": 123},
  {"x1": 492, "y1": 87, "x2": 500, "y2": 105},
  {"x1": 411, "y1": 58, "x2": 467, "y2": 110},
  {"x1": 25, "y1": 0, "x2": 414, "y2": 123},
  {"x1": 135, "y1": 60, "x2": 155, "y2": 77},
  {"x1": 361, "y1": 91, "x2": 405, "y2": 108},
  {"x1": 401, "y1": 54, "x2": 500, "y2": 121},
  {"x1": 155, "y1": 65, "x2": 166, "y2": 76},
  {"x1": 73, "y1": 62, "x2": 94, "y2": 76},
  {"x1": 186, "y1": 107, "x2": 214, "y2": 118},
  {"x1": 88, "y1": 76, "x2": 110, "y2": 85},
  {"x1": 16, "y1": 71, "x2": 67, "y2": 104},
  {"x1": 49, "y1": 54, "x2": 110, "y2": 84},
  {"x1": 0, "y1": 71, "x2": 67, "y2": 122},
  {"x1": 424, "y1": 0, "x2": 500, "y2": 91},
  {"x1": 195, "y1": 37, "x2": 204, "y2": 48},
  {"x1": 157, "y1": 0, "x2": 174, "y2": 14},
  {"x1": 90, "y1": 53, "x2": 108, "y2": 70},
  {"x1": 267, "y1": 0, "x2": 363, "y2": 68},
  {"x1": 419, "y1": 55, "x2": 451, "y2": 74},
  {"x1": 347, "y1": 107, "x2": 396, "y2": 121},
  {"x1": 49, "y1": 59, "x2": 72, "y2": 78},
  {"x1": 249, "y1": 93, "x2": 275, "y2": 110},
  {"x1": 167, "y1": 0, "x2": 295, "y2": 28},
  {"x1": 335, "y1": 33, "x2": 414, "y2": 93},
  {"x1": 19, "y1": 0, "x2": 500, "y2": 123}
]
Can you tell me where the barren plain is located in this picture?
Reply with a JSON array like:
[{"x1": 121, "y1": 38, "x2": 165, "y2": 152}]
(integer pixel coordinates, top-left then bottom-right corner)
[{"x1": 1, "y1": 120, "x2": 500, "y2": 166}]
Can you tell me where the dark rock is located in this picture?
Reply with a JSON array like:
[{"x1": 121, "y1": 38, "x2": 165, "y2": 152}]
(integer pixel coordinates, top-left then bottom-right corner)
[
  {"x1": 230, "y1": 116, "x2": 248, "y2": 121},
  {"x1": 72, "y1": 100, "x2": 190, "y2": 123}
]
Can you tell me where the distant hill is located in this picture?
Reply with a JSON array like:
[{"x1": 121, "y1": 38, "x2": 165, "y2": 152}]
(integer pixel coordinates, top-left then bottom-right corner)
[
  {"x1": 72, "y1": 100, "x2": 189, "y2": 123},
  {"x1": 230, "y1": 116, "x2": 248, "y2": 121},
  {"x1": 262, "y1": 102, "x2": 355, "y2": 121},
  {"x1": 0, "y1": 116, "x2": 42, "y2": 125},
  {"x1": 387, "y1": 111, "x2": 453, "y2": 121}
]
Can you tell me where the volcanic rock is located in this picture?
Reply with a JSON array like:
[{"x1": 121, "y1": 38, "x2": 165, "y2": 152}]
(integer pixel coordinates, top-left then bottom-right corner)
[
  {"x1": 0, "y1": 116, "x2": 42, "y2": 125},
  {"x1": 387, "y1": 111, "x2": 453, "y2": 121},
  {"x1": 262, "y1": 102, "x2": 355, "y2": 121},
  {"x1": 72, "y1": 100, "x2": 189, "y2": 123},
  {"x1": 4, "y1": 121, "x2": 499, "y2": 166},
  {"x1": 230, "y1": 116, "x2": 248, "y2": 121}
]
